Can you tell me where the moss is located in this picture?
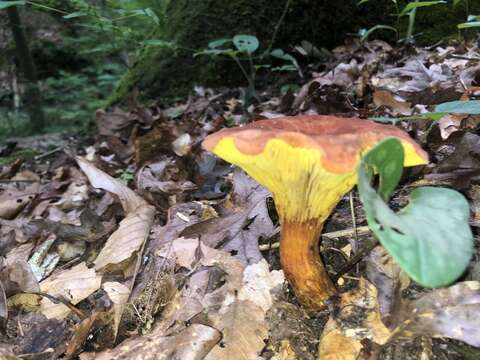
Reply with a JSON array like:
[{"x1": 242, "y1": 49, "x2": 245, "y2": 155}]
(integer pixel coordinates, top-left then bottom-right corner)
[
  {"x1": 110, "y1": 0, "x2": 393, "y2": 104},
  {"x1": 110, "y1": 0, "x2": 479, "y2": 104},
  {"x1": 0, "y1": 149, "x2": 37, "y2": 166}
]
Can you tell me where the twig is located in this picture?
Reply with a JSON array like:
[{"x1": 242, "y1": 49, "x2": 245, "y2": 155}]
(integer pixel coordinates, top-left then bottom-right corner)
[
  {"x1": 34, "y1": 145, "x2": 65, "y2": 160},
  {"x1": 332, "y1": 236, "x2": 379, "y2": 283},
  {"x1": 349, "y1": 191, "x2": 360, "y2": 273},
  {"x1": 264, "y1": 0, "x2": 292, "y2": 56},
  {"x1": 259, "y1": 225, "x2": 371, "y2": 251},
  {"x1": 29, "y1": 291, "x2": 86, "y2": 319},
  {"x1": 447, "y1": 54, "x2": 480, "y2": 61},
  {"x1": 0, "y1": 179, "x2": 36, "y2": 183}
]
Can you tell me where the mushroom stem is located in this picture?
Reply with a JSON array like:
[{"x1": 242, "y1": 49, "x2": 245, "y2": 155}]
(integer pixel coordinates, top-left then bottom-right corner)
[{"x1": 280, "y1": 220, "x2": 336, "y2": 310}]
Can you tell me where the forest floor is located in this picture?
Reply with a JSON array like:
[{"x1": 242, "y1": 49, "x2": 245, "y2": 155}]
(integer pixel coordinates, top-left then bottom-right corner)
[{"x1": 1, "y1": 39, "x2": 480, "y2": 359}]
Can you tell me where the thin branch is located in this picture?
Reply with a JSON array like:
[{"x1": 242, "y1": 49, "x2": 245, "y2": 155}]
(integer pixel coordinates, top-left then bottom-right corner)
[
  {"x1": 264, "y1": 0, "x2": 292, "y2": 56},
  {"x1": 259, "y1": 225, "x2": 371, "y2": 251}
]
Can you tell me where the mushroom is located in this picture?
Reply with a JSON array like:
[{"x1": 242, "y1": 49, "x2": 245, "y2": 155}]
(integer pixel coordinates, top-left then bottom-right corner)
[{"x1": 202, "y1": 115, "x2": 428, "y2": 310}]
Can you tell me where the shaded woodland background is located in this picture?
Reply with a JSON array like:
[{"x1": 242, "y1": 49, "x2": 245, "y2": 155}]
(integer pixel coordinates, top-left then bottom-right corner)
[{"x1": 1, "y1": 0, "x2": 479, "y2": 141}]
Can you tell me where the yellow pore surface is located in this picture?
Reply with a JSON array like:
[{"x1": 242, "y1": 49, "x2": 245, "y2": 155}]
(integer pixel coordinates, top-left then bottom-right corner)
[{"x1": 211, "y1": 136, "x2": 426, "y2": 223}]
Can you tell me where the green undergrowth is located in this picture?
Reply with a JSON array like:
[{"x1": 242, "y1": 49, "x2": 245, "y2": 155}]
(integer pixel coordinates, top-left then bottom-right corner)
[
  {"x1": 0, "y1": 61, "x2": 124, "y2": 142},
  {"x1": 0, "y1": 149, "x2": 38, "y2": 166}
]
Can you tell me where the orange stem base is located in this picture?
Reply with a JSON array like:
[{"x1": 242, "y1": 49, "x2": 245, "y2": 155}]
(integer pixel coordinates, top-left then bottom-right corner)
[{"x1": 280, "y1": 221, "x2": 337, "y2": 310}]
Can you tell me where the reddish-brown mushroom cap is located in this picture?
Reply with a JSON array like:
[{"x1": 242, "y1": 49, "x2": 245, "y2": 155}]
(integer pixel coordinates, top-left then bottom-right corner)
[{"x1": 203, "y1": 115, "x2": 428, "y2": 310}]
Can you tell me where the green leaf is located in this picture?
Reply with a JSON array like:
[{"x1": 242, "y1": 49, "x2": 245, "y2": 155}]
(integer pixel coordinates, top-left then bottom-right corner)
[
  {"x1": 435, "y1": 100, "x2": 480, "y2": 114},
  {"x1": 458, "y1": 21, "x2": 480, "y2": 29},
  {"x1": 193, "y1": 48, "x2": 236, "y2": 57},
  {"x1": 0, "y1": 0, "x2": 26, "y2": 9},
  {"x1": 142, "y1": 39, "x2": 175, "y2": 48},
  {"x1": 358, "y1": 138, "x2": 473, "y2": 288},
  {"x1": 270, "y1": 49, "x2": 302, "y2": 76},
  {"x1": 358, "y1": 24, "x2": 397, "y2": 42},
  {"x1": 357, "y1": 0, "x2": 370, "y2": 5},
  {"x1": 233, "y1": 35, "x2": 259, "y2": 54},
  {"x1": 63, "y1": 11, "x2": 86, "y2": 19},
  {"x1": 399, "y1": 1, "x2": 446, "y2": 16},
  {"x1": 208, "y1": 38, "x2": 232, "y2": 49}
]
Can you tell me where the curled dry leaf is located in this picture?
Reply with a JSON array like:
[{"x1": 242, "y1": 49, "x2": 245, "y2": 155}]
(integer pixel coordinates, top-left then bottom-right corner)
[
  {"x1": 76, "y1": 157, "x2": 155, "y2": 273},
  {"x1": 94, "y1": 323, "x2": 221, "y2": 360},
  {"x1": 76, "y1": 157, "x2": 145, "y2": 214},
  {"x1": 93, "y1": 203, "x2": 154, "y2": 273},
  {"x1": 39, "y1": 262, "x2": 101, "y2": 319},
  {"x1": 171, "y1": 133, "x2": 192, "y2": 156}
]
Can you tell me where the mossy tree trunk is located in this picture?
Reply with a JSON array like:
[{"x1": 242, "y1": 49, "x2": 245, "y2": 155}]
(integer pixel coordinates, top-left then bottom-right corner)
[
  {"x1": 110, "y1": 0, "x2": 392, "y2": 104},
  {"x1": 7, "y1": 5, "x2": 45, "y2": 133},
  {"x1": 110, "y1": 0, "x2": 480, "y2": 104}
]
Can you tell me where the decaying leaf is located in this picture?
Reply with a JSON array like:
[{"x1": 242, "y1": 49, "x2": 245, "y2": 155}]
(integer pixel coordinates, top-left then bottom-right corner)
[
  {"x1": 365, "y1": 246, "x2": 410, "y2": 328},
  {"x1": 238, "y1": 259, "x2": 284, "y2": 312},
  {"x1": 94, "y1": 323, "x2": 221, "y2": 360},
  {"x1": 0, "y1": 182, "x2": 38, "y2": 219},
  {"x1": 391, "y1": 281, "x2": 480, "y2": 347},
  {"x1": 373, "y1": 89, "x2": 412, "y2": 115},
  {"x1": 206, "y1": 300, "x2": 269, "y2": 360},
  {"x1": 76, "y1": 157, "x2": 155, "y2": 273},
  {"x1": 102, "y1": 281, "x2": 130, "y2": 338},
  {"x1": 182, "y1": 170, "x2": 276, "y2": 265},
  {"x1": 318, "y1": 278, "x2": 391, "y2": 360},
  {"x1": 39, "y1": 262, "x2": 101, "y2": 319}
]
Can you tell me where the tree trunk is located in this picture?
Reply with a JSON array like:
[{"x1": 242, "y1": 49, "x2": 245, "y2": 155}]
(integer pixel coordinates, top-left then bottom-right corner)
[
  {"x1": 7, "y1": 5, "x2": 45, "y2": 133},
  {"x1": 109, "y1": 0, "x2": 480, "y2": 104},
  {"x1": 109, "y1": 0, "x2": 393, "y2": 104}
]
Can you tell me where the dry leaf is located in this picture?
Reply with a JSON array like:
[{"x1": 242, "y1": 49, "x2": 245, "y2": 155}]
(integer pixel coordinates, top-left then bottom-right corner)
[
  {"x1": 373, "y1": 89, "x2": 412, "y2": 115},
  {"x1": 102, "y1": 281, "x2": 130, "y2": 338},
  {"x1": 39, "y1": 262, "x2": 101, "y2": 319},
  {"x1": 76, "y1": 157, "x2": 155, "y2": 273},
  {"x1": 94, "y1": 323, "x2": 221, "y2": 360},
  {"x1": 206, "y1": 300, "x2": 268, "y2": 360},
  {"x1": 391, "y1": 281, "x2": 480, "y2": 347},
  {"x1": 171, "y1": 133, "x2": 192, "y2": 156},
  {"x1": 238, "y1": 259, "x2": 284, "y2": 312},
  {"x1": 318, "y1": 278, "x2": 391, "y2": 360},
  {"x1": 0, "y1": 182, "x2": 38, "y2": 219},
  {"x1": 365, "y1": 247, "x2": 410, "y2": 328}
]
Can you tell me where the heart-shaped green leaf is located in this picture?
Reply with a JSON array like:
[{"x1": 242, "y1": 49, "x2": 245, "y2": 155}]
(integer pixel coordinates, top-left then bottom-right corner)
[
  {"x1": 233, "y1": 35, "x2": 259, "y2": 54},
  {"x1": 358, "y1": 138, "x2": 473, "y2": 287}
]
